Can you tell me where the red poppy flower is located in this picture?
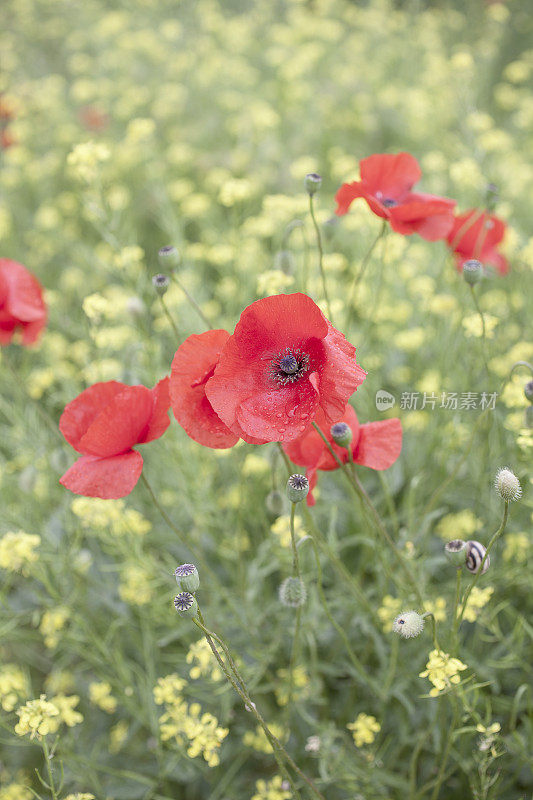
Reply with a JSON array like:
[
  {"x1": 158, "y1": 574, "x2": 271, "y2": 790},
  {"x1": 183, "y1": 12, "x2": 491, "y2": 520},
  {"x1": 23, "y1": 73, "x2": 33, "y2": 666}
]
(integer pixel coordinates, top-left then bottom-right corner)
[
  {"x1": 0, "y1": 258, "x2": 47, "y2": 346},
  {"x1": 170, "y1": 330, "x2": 239, "y2": 449},
  {"x1": 78, "y1": 106, "x2": 109, "y2": 132},
  {"x1": 446, "y1": 209, "x2": 508, "y2": 275},
  {"x1": 283, "y1": 405, "x2": 402, "y2": 505},
  {"x1": 59, "y1": 378, "x2": 170, "y2": 498},
  {"x1": 204, "y1": 293, "x2": 366, "y2": 445},
  {"x1": 335, "y1": 153, "x2": 456, "y2": 241}
]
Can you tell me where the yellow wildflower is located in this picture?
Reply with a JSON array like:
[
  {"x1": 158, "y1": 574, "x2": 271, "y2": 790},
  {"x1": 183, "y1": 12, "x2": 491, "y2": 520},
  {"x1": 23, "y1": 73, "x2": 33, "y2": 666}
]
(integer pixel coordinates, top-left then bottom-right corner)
[
  {"x1": 89, "y1": 681, "x2": 117, "y2": 714},
  {"x1": 436, "y1": 510, "x2": 482, "y2": 541},
  {"x1": 40, "y1": 607, "x2": 70, "y2": 649},
  {"x1": 186, "y1": 638, "x2": 223, "y2": 682},
  {"x1": 119, "y1": 565, "x2": 153, "y2": 606},
  {"x1": 51, "y1": 694, "x2": 83, "y2": 727},
  {"x1": 109, "y1": 720, "x2": 129, "y2": 753},
  {"x1": 270, "y1": 514, "x2": 304, "y2": 548},
  {"x1": 503, "y1": 532, "x2": 529, "y2": 563},
  {"x1": 64, "y1": 795, "x2": 95, "y2": 800},
  {"x1": 0, "y1": 665, "x2": 30, "y2": 711},
  {"x1": 419, "y1": 650, "x2": 467, "y2": 696},
  {"x1": 423, "y1": 597, "x2": 447, "y2": 623},
  {"x1": 243, "y1": 723, "x2": 286, "y2": 753},
  {"x1": 0, "y1": 531, "x2": 40, "y2": 574},
  {"x1": 14, "y1": 695, "x2": 60, "y2": 738},
  {"x1": 257, "y1": 269, "x2": 295, "y2": 296},
  {"x1": 153, "y1": 674, "x2": 187, "y2": 706},
  {"x1": 67, "y1": 140, "x2": 110, "y2": 182},
  {"x1": 275, "y1": 666, "x2": 310, "y2": 706},
  {"x1": 377, "y1": 596, "x2": 403, "y2": 632},
  {"x1": 347, "y1": 713, "x2": 381, "y2": 747},
  {"x1": 251, "y1": 776, "x2": 291, "y2": 800},
  {"x1": 0, "y1": 781, "x2": 33, "y2": 800},
  {"x1": 460, "y1": 587, "x2": 494, "y2": 623}
]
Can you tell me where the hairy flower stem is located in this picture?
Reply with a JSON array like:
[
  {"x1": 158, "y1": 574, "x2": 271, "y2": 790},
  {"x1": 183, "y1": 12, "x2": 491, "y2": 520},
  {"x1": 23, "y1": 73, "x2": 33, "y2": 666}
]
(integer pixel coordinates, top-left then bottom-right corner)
[
  {"x1": 308, "y1": 194, "x2": 333, "y2": 322},
  {"x1": 192, "y1": 611, "x2": 326, "y2": 800},
  {"x1": 457, "y1": 502, "x2": 509, "y2": 626},
  {"x1": 287, "y1": 502, "x2": 303, "y2": 712},
  {"x1": 451, "y1": 570, "x2": 462, "y2": 652},
  {"x1": 469, "y1": 285, "x2": 490, "y2": 377},
  {"x1": 171, "y1": 273, "x2": 212, "y2": 330},
  {"x1": 429, "y1": 697, "x2": 460, "y2": 800},
  {"x1": 290, "y1": 502, "x2": 301, "y2": 578},
  {"x1": 420, "y1": 612, "x2": 440, "y2": 650},
  {"x1": 158, "y1": 295, "x2": 180, "y2": 342},
  {"x1": 310, "y1": 536, "x2": 385, "y2": 699},
  {"x1": 345, "y1": 219, "x2": 387, "y2": 327},
  {"x1": 41, "y1": 738, "x2": 59, "y2": 800},
  {"x1": 311, "y1": 422, "x2": 424, "y2": 606}
]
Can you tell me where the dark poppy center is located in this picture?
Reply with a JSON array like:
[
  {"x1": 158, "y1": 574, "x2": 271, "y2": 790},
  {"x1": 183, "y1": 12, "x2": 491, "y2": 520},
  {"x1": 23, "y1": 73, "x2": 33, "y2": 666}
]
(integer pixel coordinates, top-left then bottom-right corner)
[
  {"x1": 375, "y1": 191, "x2": 398, "y2": 207},
  {"x1": 270, "y1": 347, "x2": 310, "y2": 386}
]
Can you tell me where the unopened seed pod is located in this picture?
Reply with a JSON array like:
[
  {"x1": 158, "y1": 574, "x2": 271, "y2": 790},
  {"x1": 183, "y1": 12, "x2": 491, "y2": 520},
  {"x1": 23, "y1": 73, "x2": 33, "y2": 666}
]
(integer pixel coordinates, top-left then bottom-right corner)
[
  {"x1": 279, "y1": 577, "x2": 307, "y2": 608},
  {"x1": 174, "y1": 592, "x2": 198, "y2": 617},
  {"x1": 465, "y1": 540, "x2": 490, "y2": 574},
  {"x1": 286, "y1": 474, "x2": 309, "y2": 503},
  {"x1": 174, "y1": 563, "x2": 199, "y2": 593},
  {"x1": 444, "y1": 539, "x2": 467, "y2": 567}
]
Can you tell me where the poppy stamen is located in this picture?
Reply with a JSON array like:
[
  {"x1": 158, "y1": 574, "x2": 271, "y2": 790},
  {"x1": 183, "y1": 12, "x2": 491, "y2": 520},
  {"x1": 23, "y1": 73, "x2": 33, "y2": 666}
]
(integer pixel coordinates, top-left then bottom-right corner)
[{"x1": 270, "y1": 348, "x2": 310, "y2": 386}]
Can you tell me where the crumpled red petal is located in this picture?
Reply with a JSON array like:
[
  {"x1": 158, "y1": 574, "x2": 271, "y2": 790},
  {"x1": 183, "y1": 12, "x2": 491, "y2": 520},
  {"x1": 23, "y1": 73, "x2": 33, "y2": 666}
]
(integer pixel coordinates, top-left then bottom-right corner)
[
  {"x1": 353, "y1": 418, "x2": 403, "y2": 470},
  {"x1": 59, "y1": 381, "x2": 128, "y2": 452},
  {"x1": 141, "y1": 376, "x2": 171, "y2": 444},
  {"x1": 60, "y1": 451, "x2": 144, "y2": 499},
  {"x1": 79, "y1": 385, "x2": 153, "y2": 457}
]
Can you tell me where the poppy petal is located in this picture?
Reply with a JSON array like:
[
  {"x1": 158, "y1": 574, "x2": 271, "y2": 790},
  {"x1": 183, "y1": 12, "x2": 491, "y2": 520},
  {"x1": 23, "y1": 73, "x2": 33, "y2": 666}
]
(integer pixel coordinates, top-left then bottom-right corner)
[
  {"x1": 318, "y1": 324, "x2": 367, "y2": 423},
  {"x1": 170, "y1": 331, "x2": 239, "y2": 448},
  {"x1": 79, "y1": 386, "x2": 153, "y2": 457},
  {"x1": 359, "y1": 153, "x2": 421, "y2": 200},
  {"x1": 353, "y1": 418, "x2": 402, "y2": 470},
  {"x1": 59, "y1": 381, "x2": 128, "y2": 452},
  {"x1": 236, "y1": 378, "x2": 320, "y2": 443},
  {"x1": 142, "y1": 376, "x2": 171, "y2": 444},
  {"x1": 59, "y1": 451, "x2": 143, "y2": 499}
]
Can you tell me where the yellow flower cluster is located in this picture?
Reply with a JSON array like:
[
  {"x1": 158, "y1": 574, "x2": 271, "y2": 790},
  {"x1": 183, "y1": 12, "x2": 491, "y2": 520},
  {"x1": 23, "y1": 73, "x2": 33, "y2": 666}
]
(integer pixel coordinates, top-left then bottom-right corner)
[
  {"x1": 67, "y1": 140, "x2": 110, "y2": 182},
  {"x1": 378, "y1": 596, "x2": 446, "y2": 631},
  {"x1": 270, "y1": 514, "x2": 305, "y2": 548},
  {"x1": 186, "y1": 638, "x2": 223, "y2": 682},
  {"x1": 0, "y1": 531, "x2": 40, "y2": 573},
  {"x1": 347, "y1": 713, "x2": 381, "y2": 747},
  {"x1": 64, "y1": 795, "x2": 95, "y2": 800},
  {"x1": 0, "y1": 664, "x2": 30, "y2": 711},
  {"x1": 257, "y1": 269, "x2": 295, "y2": 297},
  {"x1": 119, "y1": 565, "x2": 153, "y2": 606},
  {"x1": 460, "y1": 587, "x2": 494, "y2": 623},
  {"x1": 243, "y1": 723, "x2": 286, "y2": 753},
  {"x1": 251, "y1": 776, "x2": 291, "y2": 800},
  {"x1": 154, "y1": 674, "x2": 228, "y2": 767},
  {"x1": 14, "y1": 693, "x2": 78, "y2": 738},
  {"x1": 0, "y1": 781, "x2": 33, "y2": 800},
  {"x1": 71, "y1": 497, "x2": 151, "y2": 536},
  {"x1": 89, "y1": 681, "x2": 117, "y2": 714},
  {"x1": 503, "y1": 532, "x2": 529, "y2": 563},
  {"x1": 40, "y1": 606, "x2": 70, "y2": 649},
  {"x1": 419, "y1": 650, "x2": 467, "y2": 696},
  {"x1": 109, "y1": 720, "x2": 129, "y2": 753},
  {"x1": 436, "y1": 510, "x2": 481, "y2": 541},
  {"x1": 275, "y1": 666, "x2": 310, "y2": 706}
]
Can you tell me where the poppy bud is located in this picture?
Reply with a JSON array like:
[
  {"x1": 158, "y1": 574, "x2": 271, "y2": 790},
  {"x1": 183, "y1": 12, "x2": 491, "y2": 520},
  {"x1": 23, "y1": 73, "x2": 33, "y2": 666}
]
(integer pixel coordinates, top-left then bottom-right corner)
[
  {"x1": 444, "y1": 539, "x2": 467, "y2": 567},
  {"x1": 304, "y1": 173, "x2": 322, "y2": 196},
  {"x1": 274, "y1": 250, "x2": 295, "y2": 273},
  {"x1": 392, "y1": 611, "x2": 425, "y2": 639},
  {"x1": 286, "y1": 474, "x2": 309, "y2": 503},
  {"x1": 174, "y1": 563, "x2": 199, "y2": 593},
  {"x1": 174, "y1": 592, "x2": 198, "y2": 618},
  {"x1": 266, "y1": 490, "x2": 285, "y2": 517},
  {"x1": 524, "y1": 379, "x2": 533, "y2": 404},
  {"x1": 485, "y1": 182, "x2": 499, "y2": 212},
  {"x1": 152, "y1": 274, "x2": 170, "y2": 296},
  {"x1": 465, "y1": 541, "x2": 490, "y2": 574},
  {"x1": 463, "y1": 259, "x2": 483, "y2": 286},
  {"x1": 494, "y1": 467, "x2": 522, "y2": 502},
  {"x1": 158, "y1": 245, "x2": 180, "y2": 269},
  {"x1": 279, "y1": 576, "x2": 307, "y2": 607},
  {"x1": 330, "y1": 421, "x2": 352, "y2": 448}
]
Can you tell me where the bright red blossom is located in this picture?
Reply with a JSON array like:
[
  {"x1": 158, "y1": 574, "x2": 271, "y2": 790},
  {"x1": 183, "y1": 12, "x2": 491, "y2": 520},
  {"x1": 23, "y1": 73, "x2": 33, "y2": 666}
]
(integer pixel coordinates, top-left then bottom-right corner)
[
  {"x1": 205, "y1": 293, "x2": 366, "y2": 445},
  {"x1": 0, "y1": 258, "x2": 47, "y2": 346},
  {"x1": 446, "y1": 209, "x2": 508, "y2": 275},
  {"x1": 170, "y1": 330, "x2": 239, "y2": 449},
  {"x1": 283, "y1": 405, "x2": 402, "y2": 505},
  {"x1": 335, "y1": 153, "x2": 456, "y2": 241},
  {"x1": 59, "y1": 378, "x2": 170, "y2": 498}
]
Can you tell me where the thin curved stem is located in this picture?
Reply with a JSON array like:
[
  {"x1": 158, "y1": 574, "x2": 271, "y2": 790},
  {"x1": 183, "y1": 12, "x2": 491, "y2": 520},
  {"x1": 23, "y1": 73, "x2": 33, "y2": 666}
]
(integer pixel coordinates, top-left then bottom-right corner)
[
  {"x1": 158, "y1": 295, "x2": 180, "y2": 342},
  {"x1": 309, "y1": 194, "x2": 333, "y2": 322},
  {"x1": 345, "y1": 219, "x2": 387, "y2": 327}
]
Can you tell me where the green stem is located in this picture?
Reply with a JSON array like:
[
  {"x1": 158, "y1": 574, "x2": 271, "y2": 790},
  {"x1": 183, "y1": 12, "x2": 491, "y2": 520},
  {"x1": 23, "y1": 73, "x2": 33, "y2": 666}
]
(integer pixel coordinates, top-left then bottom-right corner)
[
  {"x1": 41, "y1": 738, "x2": 59, "y2": 800},
  {"x1": 469, "y1": 285, "x2": 490, "y2": 377},
  {"x1": 429, "y1": 698, "x2": 459, "y2": 800},
  {"x1": 171, "y1": 274, "x2": 211, "y2": 329},
  {"x1": 309, "y1": 194, "x2": 332, "y2": 322},
  {"x1": 457, "y1": 502, "x2": 509, "y2": 626},
  {"x1": 158, "y1": 295, "x2": 180, "y2": 342},
  {"x1": 2, "y1": 350, "x2": 62, "y2": 440},
  {"x1": 289, "y1": 502, "x2": 301, "y2": 578},
  {"x1": 345, "y1": 219, "x2": 387, "y2": 326},
  {"x1": 451, "y1": 569, "x2": 462, "y2": 652}
]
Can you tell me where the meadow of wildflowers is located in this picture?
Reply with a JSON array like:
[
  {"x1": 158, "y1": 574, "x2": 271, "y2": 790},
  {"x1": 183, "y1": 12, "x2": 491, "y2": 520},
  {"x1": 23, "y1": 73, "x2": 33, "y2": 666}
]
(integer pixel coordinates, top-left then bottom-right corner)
[{"x1": 1, "y1": 0, "x2": 532, "y2": 798}]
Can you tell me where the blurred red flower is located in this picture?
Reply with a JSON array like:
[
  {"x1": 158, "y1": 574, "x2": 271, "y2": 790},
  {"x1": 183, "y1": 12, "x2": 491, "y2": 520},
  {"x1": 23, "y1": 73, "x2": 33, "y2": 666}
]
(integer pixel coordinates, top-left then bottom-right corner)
[
  {"x1": 0, "y1": 258, "x2": 47, "y2": 346},
  {"x1": 170, "y1": 330, "x2": 239, "y2": 449},
  {"x1": 205, "y1": 293, "x2": 366, "y2": 445},
  {"x1": 59, "y1": 378, "x2": 170, "y2": 498},
  {"x1": 446, "y1": 209, "x2": 508, "y2": 274},
  {"x1": 78, "y1": 105, "x2": 109, "y2": 132},
  {"x1": 283, "y1": 405, "x2": 402, "y2": 505},
  {"x1": 335, "y1": 152, "x2": 456, "y2": 241}
]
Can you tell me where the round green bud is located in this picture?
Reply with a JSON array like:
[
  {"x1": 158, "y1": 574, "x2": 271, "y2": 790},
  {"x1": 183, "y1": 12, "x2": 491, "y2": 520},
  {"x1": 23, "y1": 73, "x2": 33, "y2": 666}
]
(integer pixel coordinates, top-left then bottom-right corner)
[
  {"x1": 174, "y1": 592, "x2": 198, "y2": 618},
  {"x1": 444, "y1": 539, "x2": 467, "y2": 567},
  {"x1": 174, "y1": 563, "x2": 199, "y2": 593},
  {"x1": 158, "y1": 245, "x2": 180, "y2": 269},
  {"x1": 286, "y1": 473, "x2": 309, "y2": 503},
  {"x1": 330, "y1": 421, "x2": 352, "y2": 448},
  {"x1": 494, "y1": 467, "x2": 522, "y2": 502},
  {"x1": 392, "y1": 611, "x2": 425, "y2": 639},
  {"x1": 279, "y1": 577, "x2": 307, "y2": 608},
  {"x1": 304, "y1": 173, "x2": 322, "y2": 196},
  {"x1": 463, "y1": 259, "x2": 483, "y2": 286},
  {"x1": 152, "y1": 273, "x2": 170, "y2": 296},
  {"x1": 266, "y1": 490, "x2": 285, "y2": 517},
  {"x1": 524, "y1": 379, "x2": 533, "y2": 404}
]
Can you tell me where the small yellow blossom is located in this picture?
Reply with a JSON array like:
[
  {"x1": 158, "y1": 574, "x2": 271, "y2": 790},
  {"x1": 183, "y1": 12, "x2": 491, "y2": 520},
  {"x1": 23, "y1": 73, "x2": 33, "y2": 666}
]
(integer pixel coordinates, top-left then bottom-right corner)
[
  {"x1": 119, "y1": 565, "x2": 153, "y2": 606},
  {"x1": 67, "y1": 140, "x2": 110, "y2": 182},
  {"x1": 40, "y1": 607, "x2": 70, "y2": 649},
  {"x1": 89, "y1": 681, "x2": 117, "y2": 713},
  {"x1": 251, "y1": 776, "x2": 291, "y2": 800},
  {"x1": 270, "y1": 514, "x2": 304, "y2": 548},
  {"x1": 347, "y1": 713, "x2": 381, "y2": 747},
  {"x1": 0, "y1": 531, "x2": 40, "y2": 574},
  {"x1": 0, "y1": 665, "x2": 30, "y2": 711},
  {"x1": 14, "y1": 695, "x2": 60, "y2": 739},
  {"x1": 64, "y1": 795, "x2": 96, "y2": 800},
  {"x1": 0, "y1": 781, "x2": 33, "y2": 800},
  {"x1": 109, "y1": 720, "x2": 129, "y2": 753},
  {"x1": 476, "y1": 722, "x2": 501, "y2": 735},
  {"x1": 51, "y1": 694, "x2": 83, "y2": 727},
  {"x1": 503, "y1": 532, "x2": 529, "y2": 563},
  {"x1": 378, "y1": 596, "x2": 403, "y2": 632},
  {"x1": 153, "y1": 674, "x2": 187, "y2": 706},
  {"x1": 187, "y1": 638, "x2": 223, "y2": 682},
  {"x1": 243, "y1": 723, "x2": 286, "y2": 753},
  {"x1": 71, "y1": 497, "x2": 151, "y2": 536},
  {"x1": 419, "y1": 650, "x2": 467, "y2": 696},
  {"x1": 257, "y1": 269, "x2": 295, "y2": 296},
  {"x1": 423, "y1": 597, "x2": 447, "y2": 623},
  {"x1": 462, "y1": 313, "x2": 498, "y2": 339},
  {"x1": 460, "y1": 587, "x2": 494, "y2": 623},
  {"x1": 275, "y1": 665, "x2": 310, "y2": 706},
  {"x1": 436, "y1": 510, "x2": 482, "y2": 541}
]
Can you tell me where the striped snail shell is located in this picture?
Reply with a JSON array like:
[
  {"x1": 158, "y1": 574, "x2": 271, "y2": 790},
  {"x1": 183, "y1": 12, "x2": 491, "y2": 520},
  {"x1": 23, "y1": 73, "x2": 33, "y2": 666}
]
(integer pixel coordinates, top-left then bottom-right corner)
[{"x1": 465, "y1": 540, "x2": 490, "y2": 574}]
